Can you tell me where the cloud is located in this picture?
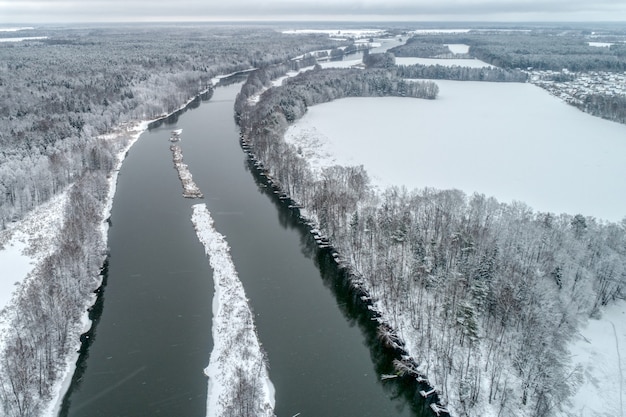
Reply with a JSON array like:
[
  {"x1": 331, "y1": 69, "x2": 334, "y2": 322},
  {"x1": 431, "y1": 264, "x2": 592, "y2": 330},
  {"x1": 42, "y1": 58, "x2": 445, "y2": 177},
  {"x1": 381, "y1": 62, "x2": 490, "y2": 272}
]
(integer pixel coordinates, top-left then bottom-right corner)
[{"x1": 1, "y1": 0, "x2": 625, "y2": 23}]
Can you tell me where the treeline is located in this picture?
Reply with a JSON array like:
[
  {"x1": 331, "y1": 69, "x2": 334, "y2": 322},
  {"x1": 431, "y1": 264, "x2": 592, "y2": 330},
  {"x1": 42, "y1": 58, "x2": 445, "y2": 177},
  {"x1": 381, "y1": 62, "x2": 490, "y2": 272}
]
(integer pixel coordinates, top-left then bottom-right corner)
[
  {"x1": 579, "y1": 93, "x2": 626, "y2": 124},
  {"x1": 396, "y1": 63, "x2": 528, "y2": 82},
  {"x1": 467, "y1": 33, "x2": 626, "y2": 72},
  {"x1": 0, "y1": 25, "x2": 340, "y2": 229},
  {"x1": 394, "y1": 31, "x2": 626, "y2": 72},
  {"x1": 237, "y1": 69, "x2": 626, "y2": 417},
  {"x1": 237, "y1": 66, "x2": 437, "y2": 125}
]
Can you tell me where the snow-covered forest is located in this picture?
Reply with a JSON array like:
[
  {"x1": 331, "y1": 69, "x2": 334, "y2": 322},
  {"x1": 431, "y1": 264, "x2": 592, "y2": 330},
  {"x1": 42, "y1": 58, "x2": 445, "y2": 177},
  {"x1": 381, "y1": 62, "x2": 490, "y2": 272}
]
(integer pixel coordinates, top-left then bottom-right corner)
[
  {"x1": 236, "y1": 55, "x2": 626, "y2": 417},
  {"x1": 0, "y1": 25, "x2": 343, "y2": 417}
]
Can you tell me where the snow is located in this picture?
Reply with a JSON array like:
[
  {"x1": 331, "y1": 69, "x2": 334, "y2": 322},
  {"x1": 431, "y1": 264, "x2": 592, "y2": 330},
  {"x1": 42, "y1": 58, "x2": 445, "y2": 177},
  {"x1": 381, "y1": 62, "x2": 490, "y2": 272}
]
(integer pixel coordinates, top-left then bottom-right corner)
[
  {"x1": 285, "y1": 80, "x2": 626, "y2": 222},
  {"x1": 0, "y1": 234, "x2": 31, "y2": 310},
  {"x1": 0, "y1": 191, "x2": 68, "y2": 352},
  {"x1": 0, "y1": 27, "x2": 34, "y2": 32},
  {"x1": 588, "y1": 42, "x2": 613, "y2": 48},
  {"x1": 395, "y1": 57, "x2": 492, "y2": 68},
  {"x1": 445, "y1": 43, "x2": 470, "y2": 54},
  {"x1": 191, "y1": 204, "x2": 275, "y2": 417},
  {"x1": 568, "y1": 300, "x2": 626, "y2": 417},
  {"x1": 0, "y1": 36, "x2": 48, "y2": 42}
]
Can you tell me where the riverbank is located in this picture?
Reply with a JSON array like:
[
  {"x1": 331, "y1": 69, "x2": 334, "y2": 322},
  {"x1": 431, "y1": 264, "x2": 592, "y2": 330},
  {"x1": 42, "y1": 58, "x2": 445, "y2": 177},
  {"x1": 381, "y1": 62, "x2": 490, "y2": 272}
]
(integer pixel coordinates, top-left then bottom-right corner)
[
  {"x1": 43, "y1": 119, "x2": 150, "y2": 417},
  {"x1": 238, "y1": 133, "x2": 448, "y2": 416}
]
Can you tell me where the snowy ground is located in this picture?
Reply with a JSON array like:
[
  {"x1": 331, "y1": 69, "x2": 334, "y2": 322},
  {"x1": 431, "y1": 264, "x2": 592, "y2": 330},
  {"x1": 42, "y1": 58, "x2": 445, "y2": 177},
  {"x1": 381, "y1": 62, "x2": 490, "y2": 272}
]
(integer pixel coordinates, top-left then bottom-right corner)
[
  {"x1": 567, "y1": 300, "x2": 626, "y2": 417},
  {"x1": 0, "y1": 190, "x2": 69, "y2": 354},
  {"x1": 445, "y1": 43, "x2": 470, "y2": 54},
  {"x1": 0, "y1": 27, "x2": 35, "y2": 32},
  {"x1": 285, "y1": 80, "x2": 626, "y2": 223},
  {"x1": 588, "y1": 42, "x2": 613, "y2": 48},
  {"x1": 395, "y1": 57, "x2": 492, "y2": 68},
  {"x1": 191, "y1": 204, "x2": 275, "y2": 417},
  {"x1": 0, "y1": 36, "x2": 48, "y2": 42}
]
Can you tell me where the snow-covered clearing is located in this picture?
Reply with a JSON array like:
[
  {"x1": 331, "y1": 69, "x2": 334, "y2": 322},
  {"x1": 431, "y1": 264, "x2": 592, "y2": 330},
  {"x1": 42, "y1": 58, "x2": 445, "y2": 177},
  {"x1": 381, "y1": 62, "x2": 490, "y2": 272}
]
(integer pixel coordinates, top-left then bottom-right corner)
[
  {"x1": 395, "y1": 57, "x2": 492, "y2": 68},
  {"x1": 285, "y1": 80, "x2": 626, "y2": 222},
  {"x1": 568, "y1": 300, "x2": 626, "y2": 417},
  {"x1": 588, "y1": 42, "x2": 613, "y2": 47},
  {"x1": 191, "y1": 204, "x2": 274, "y2": 417},
  {"x1": 445, "y1": 43, "x2": 470, "y2": 54},
  {"x1": 0, "y1": 27, "x2": 34, "y2": 32},
  {"x1": 0, "y1": 36, "x2": 48, "y2": 42},
  {"x1": 0, "y1": 191, "x2": 68, "y2": 350}
]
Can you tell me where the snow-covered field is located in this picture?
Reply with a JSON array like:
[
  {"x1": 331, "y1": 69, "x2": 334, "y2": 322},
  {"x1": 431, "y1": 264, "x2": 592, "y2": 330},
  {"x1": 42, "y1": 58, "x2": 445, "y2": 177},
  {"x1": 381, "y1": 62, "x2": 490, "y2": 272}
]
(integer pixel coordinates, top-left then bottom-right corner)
[
  {"x1": 395, "y1": 57, "x2": 492, "y2": 68},
  {"x1": 0, "y1": 36, "x2": 48, "y2": 42},
  {"x1": 285, "y1": 80, "x2": 626, "y2": 222},
  {"x1": 191, "y1": 204, "x2": 274, "y2": 417},
  {"x1": 445, "y1": 43, "x2": 470, "y2": 54},
  {"x1": 0, "y1": 27, "x2": 35, "y2": 32},
  {"x1": 588, "y1": 42, "x2": 613, "y2": 48}
]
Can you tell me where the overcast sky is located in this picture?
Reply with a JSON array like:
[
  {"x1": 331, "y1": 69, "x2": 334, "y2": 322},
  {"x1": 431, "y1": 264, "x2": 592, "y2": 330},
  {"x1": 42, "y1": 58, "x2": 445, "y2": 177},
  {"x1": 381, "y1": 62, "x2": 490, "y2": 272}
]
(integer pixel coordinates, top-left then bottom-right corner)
[{"x1": 1, "y1": 0, "x2": 625, "y2": 24}]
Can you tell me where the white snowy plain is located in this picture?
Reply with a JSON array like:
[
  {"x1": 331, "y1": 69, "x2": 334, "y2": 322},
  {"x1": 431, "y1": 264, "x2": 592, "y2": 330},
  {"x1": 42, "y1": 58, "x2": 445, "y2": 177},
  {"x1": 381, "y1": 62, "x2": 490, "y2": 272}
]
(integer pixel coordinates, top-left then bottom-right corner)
[
  {"x1": 285, "y1": 80, "x2": 626, "y2": 223},
  {"x1": 445, "y1": 44, "x2": 471, "y2": 54},
  {"x1": 191, "y1": 204, "x2": 275, "y2": 417},
  {"x1": 0, "y1": 36, "x2": 48, "y2": 42},
  {"x1": 588, "y1": 42, "x2": 613, "y2": 48}
]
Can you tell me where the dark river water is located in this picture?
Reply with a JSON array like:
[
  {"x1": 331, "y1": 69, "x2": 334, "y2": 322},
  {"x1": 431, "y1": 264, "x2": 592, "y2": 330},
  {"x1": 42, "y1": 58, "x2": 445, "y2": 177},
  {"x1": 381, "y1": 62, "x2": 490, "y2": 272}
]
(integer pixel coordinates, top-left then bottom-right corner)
[{"x1": 60, "y1": 80, "x2": 429, "y2": 417}]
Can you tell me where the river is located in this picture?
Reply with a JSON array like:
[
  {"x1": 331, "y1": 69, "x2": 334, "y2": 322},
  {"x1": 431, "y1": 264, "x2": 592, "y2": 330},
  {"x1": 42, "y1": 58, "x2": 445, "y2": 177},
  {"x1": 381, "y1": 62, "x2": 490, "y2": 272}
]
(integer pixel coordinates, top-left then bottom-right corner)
[{"x1": 60, "y1": 80, "x2": 429, "y2": 417}]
